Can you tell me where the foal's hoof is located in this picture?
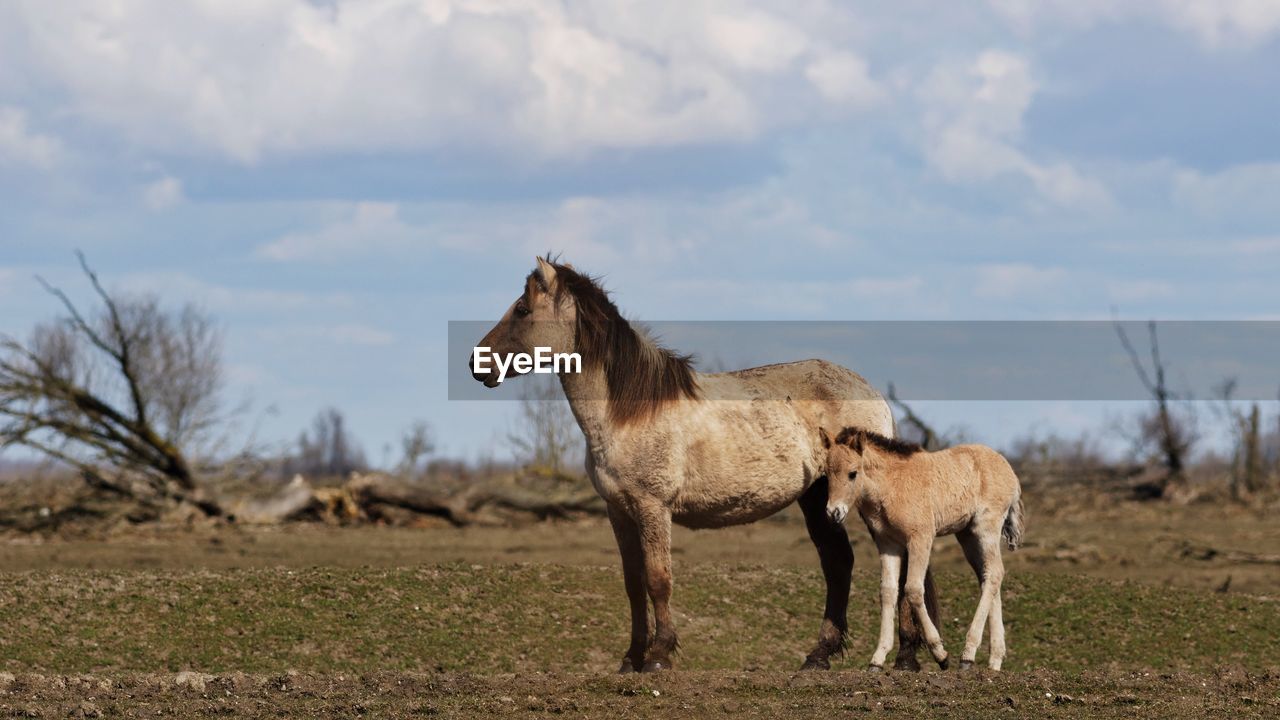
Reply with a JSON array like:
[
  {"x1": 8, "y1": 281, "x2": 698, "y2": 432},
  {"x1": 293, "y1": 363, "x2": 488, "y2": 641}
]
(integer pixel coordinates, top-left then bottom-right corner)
[
  {"x1": 867, "y1": 663, "x2": 884, "y2": 673},
  {"x1": 641, "y1": 660, "x2": 670, "y2": 673},
  {"x1": 799, "y1": 656, "x2": 831, "y2": 671},
  {"x1": 937, "y1": 655, "x2": 950, "y2": 671}
]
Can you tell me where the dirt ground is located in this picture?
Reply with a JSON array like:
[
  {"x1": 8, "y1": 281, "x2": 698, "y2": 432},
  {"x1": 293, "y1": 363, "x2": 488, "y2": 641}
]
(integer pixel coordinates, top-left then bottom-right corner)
[
  {"x1": 3, "y1": 490, "x2": 1277, "y2": 595},
  {"x1": 2, "y1": 668, "x2": 1278, "y2": 719},
  {"x1": 1, "y1": 488, "x2": 1277, "y2": 717}
]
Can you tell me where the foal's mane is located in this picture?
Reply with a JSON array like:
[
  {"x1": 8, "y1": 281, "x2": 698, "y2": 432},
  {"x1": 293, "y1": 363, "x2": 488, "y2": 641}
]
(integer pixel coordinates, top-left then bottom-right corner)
[
  {"x1": 538, "y1": 259, "x2": 698, "y2": 425},
  {"x1": 835, "y1": 427, "x2": 922, "y2": 457}
]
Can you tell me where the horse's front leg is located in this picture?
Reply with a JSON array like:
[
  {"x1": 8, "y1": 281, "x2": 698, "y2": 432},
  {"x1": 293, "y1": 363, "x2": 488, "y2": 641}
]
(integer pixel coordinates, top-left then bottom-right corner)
[
  {"x1": 869, "y1": 540, "x2": 903, "y2": 671},
  {"x1": 798, "y1": 477, "x2": 853, "y2": 670},
  {"x1": 632, "y1": 501, "x2": 677, "y2": 672},
  {"x1": 607, "y1": 503, "x2": 649, "y2": 673}
]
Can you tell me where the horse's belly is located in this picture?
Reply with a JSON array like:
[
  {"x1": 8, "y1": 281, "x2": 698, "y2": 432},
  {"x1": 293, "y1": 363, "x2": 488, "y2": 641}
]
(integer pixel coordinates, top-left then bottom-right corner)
[{"x1": 669, "y1": 475, "x2": 805, "y2": 529}]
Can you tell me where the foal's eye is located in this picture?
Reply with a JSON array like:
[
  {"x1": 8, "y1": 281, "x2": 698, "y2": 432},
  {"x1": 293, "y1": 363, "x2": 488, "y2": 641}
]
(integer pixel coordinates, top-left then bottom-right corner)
[{"x1": 847, "y1": 471, "x2": 857, "y2": 480}]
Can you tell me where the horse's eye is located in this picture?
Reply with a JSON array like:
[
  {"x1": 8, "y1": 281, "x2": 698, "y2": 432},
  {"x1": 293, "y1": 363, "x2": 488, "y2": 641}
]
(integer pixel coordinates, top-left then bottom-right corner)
[
  {"x1": 847, "y1": 471, "x2": 857, "y2": 480},
  {"x1": 514, "y1": 301, "x2": 531, "y2": 318}
]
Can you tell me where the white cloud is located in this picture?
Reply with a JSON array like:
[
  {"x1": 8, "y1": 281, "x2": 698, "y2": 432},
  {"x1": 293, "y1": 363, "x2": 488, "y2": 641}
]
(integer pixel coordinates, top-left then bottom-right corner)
[
  {"x1": 0, "y1": 106, "x2": 62, "y2": 169},
  {"x1": 256, "y1": 202, "x2": 419, "y2": 262},
  {"x1": 848, "y1": 275, "x2": 924, "y2": 297},
  {"x1": 987, "y1": 0, "x2": 1280, "y2": 48},
  {"x1": 142, "y1": 175, "x2": 184, "y2": 210},
  {"x1": 1173, "y1": 163, "x2": 1280, "y2": 217},
  {"x1": 260, "y1": 323, "x2": 395, "y2": 347},
  {"x1": 116, "y1": 271, "x2": 354, "y2": 313},
  {"x1": 3, "y1": 1, "x2": 878, "y2": 163},
  {"x1": 974, "y1": 262, "x2": 1067, "y2": 299},
  {"x1": 705, "y1": 10, "x2": 808, "y2": 73},
  {"x1": 805, "y1": 50, "x2": 883, "y2": 106},
  {"x1": 1107, "y1": 279, "x2": 1176, "y2": 303},
  {"x1": 919, "y1": 50, "x2": 1109, "y2": 209}
]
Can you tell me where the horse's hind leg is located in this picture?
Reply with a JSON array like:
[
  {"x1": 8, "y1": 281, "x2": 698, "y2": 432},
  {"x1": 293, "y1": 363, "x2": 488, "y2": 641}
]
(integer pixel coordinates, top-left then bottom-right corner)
[
  {"x1": 798, "y1": 478, "x2": 853, "y2": 670},
  {"x1": 607, "y1": 504, "x2": 649, "y2": 673}
]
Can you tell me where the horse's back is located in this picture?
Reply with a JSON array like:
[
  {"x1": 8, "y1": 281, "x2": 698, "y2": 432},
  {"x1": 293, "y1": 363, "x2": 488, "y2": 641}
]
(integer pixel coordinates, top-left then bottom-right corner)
[{"x1": 709, "y1": 359, "x2": 893, "y2": 437}]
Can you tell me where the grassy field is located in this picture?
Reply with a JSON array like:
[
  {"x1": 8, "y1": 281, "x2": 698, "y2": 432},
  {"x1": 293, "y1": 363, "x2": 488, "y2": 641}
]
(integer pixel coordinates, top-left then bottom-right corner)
[{"x1": 1, "y1": 494, "x2": 1278, "y2": 717}]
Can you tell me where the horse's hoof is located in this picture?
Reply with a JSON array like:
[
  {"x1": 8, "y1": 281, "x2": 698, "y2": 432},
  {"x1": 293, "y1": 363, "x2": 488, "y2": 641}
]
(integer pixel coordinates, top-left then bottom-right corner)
[
  {"x1": 641, "y1": 660, "x2": 669, "y2": 673},
  {"x1": 937, "y1": 655, "x2": 950, "y2": 671},
  {"x1": 617, "y1": 658, "x2": 640, "y2": 674},
  {"x1": 893, "y1": 656, "x2": 921, "y2": 672},
  {"x1": 800, "y1": 656, "x2": 830, "y2": 671},
  {"x1": 958, "y1": 659, "x2": 974, "y2": 672},
  {"x1": 867, "y1": 663, "x2": 884, "y2": 673}
]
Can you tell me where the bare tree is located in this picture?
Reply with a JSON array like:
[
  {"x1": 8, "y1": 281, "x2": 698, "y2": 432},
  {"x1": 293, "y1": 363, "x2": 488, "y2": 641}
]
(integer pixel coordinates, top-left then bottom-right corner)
[
  {"x1": 398, "y1": 419, "x2": 435, "y2": 476},
  {"x1": 1113, "y1": 319, "x2": 1195, "y2": 498},
  {"x1": 507, "y1": 375, "x2": 581, "y2": 476},
  {"x1": 887, "y1": 382, "x2": 947, "y2": 450},
  {"x1": 282, "y1": 408, "x2": 368, "y2": 479},
  {"x1": 0, "y1": 253, "x2": 225, "y2": 516},
  {"x1": 1213, "y1": 379, "x2": 1266, "y2": 500}
]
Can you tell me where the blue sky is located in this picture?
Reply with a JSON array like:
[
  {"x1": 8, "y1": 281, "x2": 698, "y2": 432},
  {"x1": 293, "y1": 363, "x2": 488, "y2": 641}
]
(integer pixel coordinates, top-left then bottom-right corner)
[{"x1": 2, "y1": 1, "x2": 1278, "y2": 463}]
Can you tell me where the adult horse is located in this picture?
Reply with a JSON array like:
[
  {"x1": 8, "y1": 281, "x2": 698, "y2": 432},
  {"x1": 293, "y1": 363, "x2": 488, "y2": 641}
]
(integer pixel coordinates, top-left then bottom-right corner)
[{"x1": 470, "y1": 257, "x2": 939, "y2": 672}]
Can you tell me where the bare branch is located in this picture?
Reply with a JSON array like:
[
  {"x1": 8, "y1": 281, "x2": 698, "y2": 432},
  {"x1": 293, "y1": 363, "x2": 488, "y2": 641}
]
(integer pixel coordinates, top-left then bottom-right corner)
[{"x1": 2, "y1": 253, "x2": 225, "y2": 516}]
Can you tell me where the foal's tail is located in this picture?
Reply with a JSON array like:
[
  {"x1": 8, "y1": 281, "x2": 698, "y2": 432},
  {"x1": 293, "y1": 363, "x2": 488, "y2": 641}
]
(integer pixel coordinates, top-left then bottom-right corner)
[{"x1": 1002, "y1": 488, "x2": 1025, "y2": 551}]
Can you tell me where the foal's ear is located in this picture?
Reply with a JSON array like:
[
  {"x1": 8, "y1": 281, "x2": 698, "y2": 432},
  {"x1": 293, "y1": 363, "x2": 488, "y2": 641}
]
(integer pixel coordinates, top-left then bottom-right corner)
[{"x1": 818, "y1": 427, "x2": 832, "y2": 449}]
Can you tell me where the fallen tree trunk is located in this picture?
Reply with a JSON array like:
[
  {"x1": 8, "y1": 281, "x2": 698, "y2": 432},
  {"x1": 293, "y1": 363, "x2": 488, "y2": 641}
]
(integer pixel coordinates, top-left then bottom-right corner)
[
  {"x1": 347, "y1": 473, "x2": 473, "y2": 526},
  {"x1": 229, "y1": 471, "x2": 607, "y2": 527}
]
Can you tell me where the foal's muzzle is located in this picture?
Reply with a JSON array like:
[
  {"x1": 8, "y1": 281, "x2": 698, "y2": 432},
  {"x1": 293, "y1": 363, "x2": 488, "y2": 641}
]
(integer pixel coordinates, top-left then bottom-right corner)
[{"x1": 827, "y1": 502, "x2": 849, "y2": 525}]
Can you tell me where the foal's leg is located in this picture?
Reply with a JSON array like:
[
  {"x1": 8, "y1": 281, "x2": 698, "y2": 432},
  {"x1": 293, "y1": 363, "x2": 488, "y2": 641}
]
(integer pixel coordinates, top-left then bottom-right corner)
[
  {"x1": 869, "y1": 540, "x2": 903, "y2": 671},
  {"x1": 986, "y1": 548, "x2": 1008, "y2": 670},
  {"x1": 607, "y1": 503, "x2": 649, "y2": 673},
  {"x1": 904, "y1": 536, "x2": 949, "y2": 668},
  {"x1": 798, "y1": 478, "x2": 854, "y2": 670},
  {"x1": 632, "y1": 501, "x2": 678, "y2": 672},
  {"x1": 893, "y1": 559, "x2": 940, "y2": 672},
  {"x1": 956, "y1": 528, "x2": 987, "y2": 670},
  {"x1": 958, "y1": 527, "x2": 1005, "y2": 670}
]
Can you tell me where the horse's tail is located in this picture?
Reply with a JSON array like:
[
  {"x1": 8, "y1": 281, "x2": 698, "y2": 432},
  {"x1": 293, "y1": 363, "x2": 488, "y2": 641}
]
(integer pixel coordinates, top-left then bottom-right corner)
[{"x1": 1002, "y1": 487, "x2": 1025, "y2": 551}]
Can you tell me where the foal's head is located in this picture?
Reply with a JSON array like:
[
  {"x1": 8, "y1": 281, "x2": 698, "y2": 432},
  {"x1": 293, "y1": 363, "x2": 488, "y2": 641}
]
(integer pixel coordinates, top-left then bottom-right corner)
[
  {"x1": 819, "y1": 427, "x2": 868, "y2": 524},
  {"x1": 819, "y1": 427, "x2": 921, "y2": 524}
]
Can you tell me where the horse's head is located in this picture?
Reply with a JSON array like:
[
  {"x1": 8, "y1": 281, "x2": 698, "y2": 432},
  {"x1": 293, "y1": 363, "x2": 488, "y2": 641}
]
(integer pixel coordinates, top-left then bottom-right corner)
[
  {"x1": 469, "y1": 256, "x2": 579, "y2": 387},
  {"x1": 819, "y1": 427, "x2": 866, "y2": 524}
]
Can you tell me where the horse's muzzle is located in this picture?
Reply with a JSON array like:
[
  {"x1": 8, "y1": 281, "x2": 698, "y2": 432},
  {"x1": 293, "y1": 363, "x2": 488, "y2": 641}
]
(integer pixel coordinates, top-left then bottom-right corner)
[{"x1": 468, "y1": 354, "x2": 501, "y2": 388}]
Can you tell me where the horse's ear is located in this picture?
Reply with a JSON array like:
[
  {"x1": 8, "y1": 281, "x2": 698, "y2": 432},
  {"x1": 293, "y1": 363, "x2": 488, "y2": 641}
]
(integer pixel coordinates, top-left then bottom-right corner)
[
  {"x1": 534, "y1": 256, "x2": 558, "y2": 291},
  {"x1": 819, "y1": 427, "x2": 832, "y2": 450}
]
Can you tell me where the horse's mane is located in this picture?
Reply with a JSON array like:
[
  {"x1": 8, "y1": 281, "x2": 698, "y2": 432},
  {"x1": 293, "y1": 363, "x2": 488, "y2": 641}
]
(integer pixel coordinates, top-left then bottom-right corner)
[
  {"x1": 835, "y1": 427, "x2": 922, "y2": 457},
  {"x1": 538, "y1": 259, "x2": 698, "y2": 425}
]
